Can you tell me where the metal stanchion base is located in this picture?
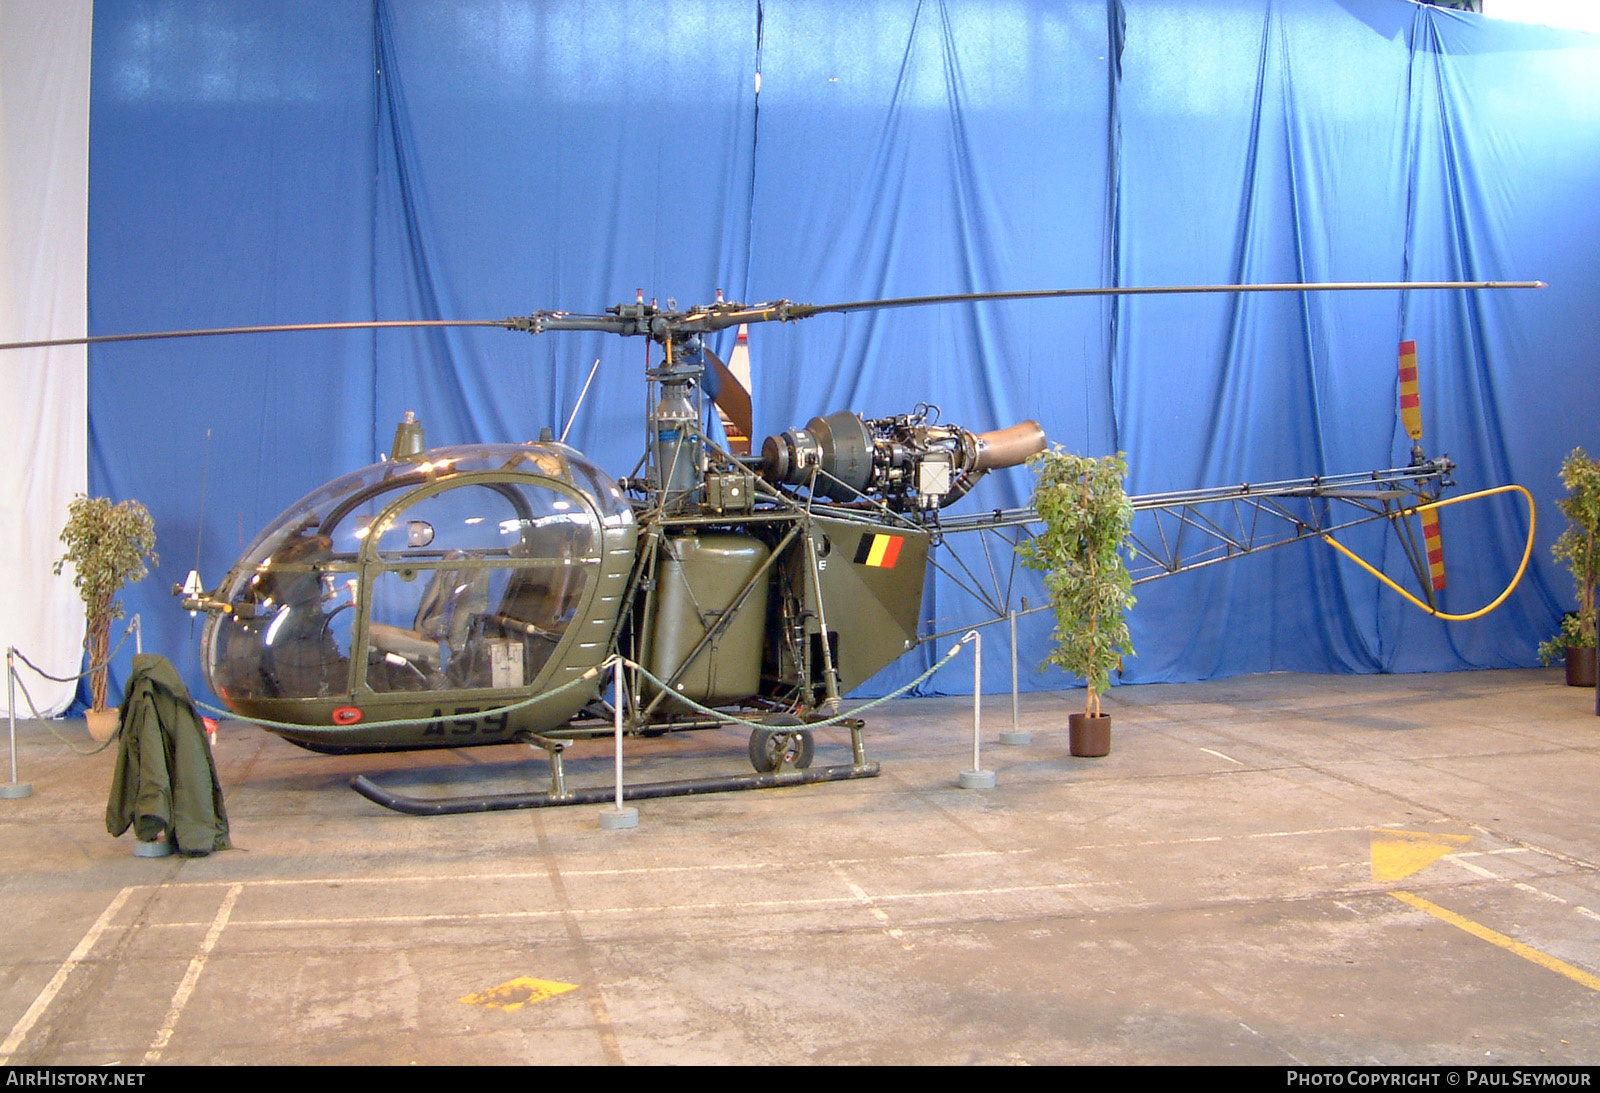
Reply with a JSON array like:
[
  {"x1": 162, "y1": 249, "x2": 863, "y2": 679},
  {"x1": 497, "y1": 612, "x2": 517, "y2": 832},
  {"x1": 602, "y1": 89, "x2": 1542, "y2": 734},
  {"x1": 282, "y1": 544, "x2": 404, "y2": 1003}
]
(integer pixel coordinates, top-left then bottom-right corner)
[
  {"x1": 999, "y1": 730, "x2": 1031, "y2": 746},
  {"x1": 133, "y1": 838, "x2": 173, "y2": 858},
  {"x1": 1, "y1": 782, "x2": 31, "y2": 799},
  {"x1": 598, "y1": 806, "x2": 639, "y2": 830},
  {"x1": 958, "y1": 769, "x2": 997, "y2": 789}
]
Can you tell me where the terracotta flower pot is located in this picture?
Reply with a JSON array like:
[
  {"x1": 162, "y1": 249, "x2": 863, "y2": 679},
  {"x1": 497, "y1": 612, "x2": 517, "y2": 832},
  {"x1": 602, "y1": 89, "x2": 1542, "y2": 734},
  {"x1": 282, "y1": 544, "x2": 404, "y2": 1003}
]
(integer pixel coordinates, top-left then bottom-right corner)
[
  {"x1": 85, "y1": 707, "x2": 120, "y2": 744},
  {"x1": 1566, "y1": 645, "x2": 1597, "y2": 688},
  {"x1": 1069, "y1": 712, "x2": 1111, "y2": 757}
]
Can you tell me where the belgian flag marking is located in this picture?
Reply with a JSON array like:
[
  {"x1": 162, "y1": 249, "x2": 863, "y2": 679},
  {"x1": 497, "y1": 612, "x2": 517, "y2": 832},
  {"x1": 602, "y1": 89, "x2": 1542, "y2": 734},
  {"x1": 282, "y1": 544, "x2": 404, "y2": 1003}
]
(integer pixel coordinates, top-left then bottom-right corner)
[{"x1": 854, "y1": 533, "x2": 904, "y2": 568}]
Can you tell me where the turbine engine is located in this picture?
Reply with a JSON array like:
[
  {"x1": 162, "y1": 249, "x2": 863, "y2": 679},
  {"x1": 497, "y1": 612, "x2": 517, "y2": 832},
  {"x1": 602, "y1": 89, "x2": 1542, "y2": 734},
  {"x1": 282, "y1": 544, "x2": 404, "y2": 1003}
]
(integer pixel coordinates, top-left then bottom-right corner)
[{"x1": 758, "y1": 406, "x2": 1045, "y2": 511}]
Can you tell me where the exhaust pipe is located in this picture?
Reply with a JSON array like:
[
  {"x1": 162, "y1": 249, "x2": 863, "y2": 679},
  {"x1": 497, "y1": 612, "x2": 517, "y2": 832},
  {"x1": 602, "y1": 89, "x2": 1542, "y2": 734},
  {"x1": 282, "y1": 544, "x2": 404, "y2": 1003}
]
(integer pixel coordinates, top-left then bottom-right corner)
[{"x1": 973, "y1": 420, "x2": 1047, "y2": 472}]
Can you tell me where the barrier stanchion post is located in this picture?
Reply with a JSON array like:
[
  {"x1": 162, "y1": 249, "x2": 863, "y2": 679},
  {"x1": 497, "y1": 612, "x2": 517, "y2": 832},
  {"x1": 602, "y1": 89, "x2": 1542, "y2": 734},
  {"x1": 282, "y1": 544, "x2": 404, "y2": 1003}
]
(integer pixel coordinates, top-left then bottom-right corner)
[
  {"x1": 958, "y1": 631, "x2": 996, "y2": 789},
  {"x1": 1000, "y1": 609, "x2": 1030, "y2": 745},
  {"x1": 599, "y1": 655, "x2": 639, "y2": 830},
  {"x1": 4, "y1": 649, "x2": 32, "y2": 799}
]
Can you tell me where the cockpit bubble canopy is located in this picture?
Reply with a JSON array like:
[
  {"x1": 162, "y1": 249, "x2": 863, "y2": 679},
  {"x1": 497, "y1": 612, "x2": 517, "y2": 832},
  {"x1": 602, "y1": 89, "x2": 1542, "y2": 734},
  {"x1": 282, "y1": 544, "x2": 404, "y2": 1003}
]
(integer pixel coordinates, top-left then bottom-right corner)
[{"x1": 203, "y1": 442, "x2": 634, "y2": 707}]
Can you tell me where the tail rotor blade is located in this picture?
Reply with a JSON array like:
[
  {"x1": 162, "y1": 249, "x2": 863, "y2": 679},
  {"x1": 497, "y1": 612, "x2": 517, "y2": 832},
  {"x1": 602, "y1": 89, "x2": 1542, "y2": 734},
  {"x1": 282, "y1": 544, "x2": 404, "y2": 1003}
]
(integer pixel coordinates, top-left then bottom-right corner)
[
  {"x1": 1399, "y1": 339, "x2": 1424, "y2": 443},
  {"x1": 1399, "y1": 338, "x2": 1446, "y2": 593},
  {"x1": 1422, "y1": 507, "x2": 1447, "y2": 592}
]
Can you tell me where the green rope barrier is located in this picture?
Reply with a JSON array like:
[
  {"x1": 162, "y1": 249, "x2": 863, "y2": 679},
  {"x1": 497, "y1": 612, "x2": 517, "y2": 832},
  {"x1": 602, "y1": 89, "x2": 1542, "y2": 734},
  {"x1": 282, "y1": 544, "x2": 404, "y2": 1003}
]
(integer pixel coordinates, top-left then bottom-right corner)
[
  {"x1": 191, "y1": 664, "x2": 605, "y2": 731},
  {"x1": 10, "y1": 671, "x2": 120, "y2": 756},
  {"x1": 191, "y1": 632, "x2": 978, "y2": 736},
  {"x1": 10, "y1": 618, "x2": 141, "y2": 683},
  {"x1": 8, "y1": 618, "x2": 145, "y2": 755},
  {"x1": 623, "y1": 638, "x2": 973, "y2": 730}
]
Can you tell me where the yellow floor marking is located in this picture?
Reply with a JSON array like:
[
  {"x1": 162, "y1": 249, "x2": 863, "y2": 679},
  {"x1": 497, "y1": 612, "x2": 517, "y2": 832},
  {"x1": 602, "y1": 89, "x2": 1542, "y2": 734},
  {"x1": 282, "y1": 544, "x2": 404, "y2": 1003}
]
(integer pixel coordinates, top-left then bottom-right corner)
[
  {"x1": 1370, "y1": 828, "x2": 1472, "y2": 882},
  {"x1": 459, "y1": 977, "x2": 578, "y2": 1012},
  {"x1": 1391, "y1": 890, "x2": 1600, "y2": 993}
]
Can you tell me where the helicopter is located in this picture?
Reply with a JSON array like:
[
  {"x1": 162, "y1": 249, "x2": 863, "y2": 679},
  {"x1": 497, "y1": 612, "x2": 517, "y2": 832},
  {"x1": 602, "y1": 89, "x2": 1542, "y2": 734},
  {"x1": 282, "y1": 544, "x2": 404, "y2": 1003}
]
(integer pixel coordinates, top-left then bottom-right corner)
[
  {"x1": 1, "y1": 279, "x2": 1543, "y2": 811},
  {"x1": 172, "y1": 290, "x2": 1061, "y2": 776}
]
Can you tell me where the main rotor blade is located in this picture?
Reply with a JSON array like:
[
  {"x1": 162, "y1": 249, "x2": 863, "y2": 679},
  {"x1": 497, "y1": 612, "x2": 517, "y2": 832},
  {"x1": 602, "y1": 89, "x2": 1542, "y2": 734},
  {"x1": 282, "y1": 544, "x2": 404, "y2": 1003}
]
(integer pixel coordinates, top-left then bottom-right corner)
[
  {"x1": 774, "y1": 279, "x2": 1546, "y2": 323},
  {"x1": 0, "y1": 318, "x2": 510, "y2": 353},
  {"x1": 1, "y1": 278, "x2": 1546, "y2": 352}
]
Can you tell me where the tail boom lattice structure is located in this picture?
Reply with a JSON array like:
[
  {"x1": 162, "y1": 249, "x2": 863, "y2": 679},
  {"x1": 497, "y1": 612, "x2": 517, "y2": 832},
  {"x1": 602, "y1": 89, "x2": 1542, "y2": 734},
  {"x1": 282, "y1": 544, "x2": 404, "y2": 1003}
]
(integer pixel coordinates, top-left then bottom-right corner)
[{"x1": 919, "y1": 459, "x2": 1455, "y2": 641}]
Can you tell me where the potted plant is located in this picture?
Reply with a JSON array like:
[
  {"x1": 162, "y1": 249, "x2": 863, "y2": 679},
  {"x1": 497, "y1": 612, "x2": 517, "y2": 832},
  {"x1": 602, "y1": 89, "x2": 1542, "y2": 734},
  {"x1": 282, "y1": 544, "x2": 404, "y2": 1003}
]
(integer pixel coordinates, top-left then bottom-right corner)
[
  {"x1": 54, "y1": 495, "x2": 158, "y2": 739},
  {"x1": 1019, "y1": 446, "x2": 1136, "y2": 756},
  {"x1": 1537, "y1": 448, "x2": 1599, "y2": 687}
]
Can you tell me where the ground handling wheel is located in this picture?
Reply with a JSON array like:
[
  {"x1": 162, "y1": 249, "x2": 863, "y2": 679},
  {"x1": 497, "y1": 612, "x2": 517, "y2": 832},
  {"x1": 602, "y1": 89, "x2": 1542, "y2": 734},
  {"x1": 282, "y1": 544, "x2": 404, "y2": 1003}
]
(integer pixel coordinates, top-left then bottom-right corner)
[{"x1": 748, "y1": 715, "x2": 816, "y2": 773}]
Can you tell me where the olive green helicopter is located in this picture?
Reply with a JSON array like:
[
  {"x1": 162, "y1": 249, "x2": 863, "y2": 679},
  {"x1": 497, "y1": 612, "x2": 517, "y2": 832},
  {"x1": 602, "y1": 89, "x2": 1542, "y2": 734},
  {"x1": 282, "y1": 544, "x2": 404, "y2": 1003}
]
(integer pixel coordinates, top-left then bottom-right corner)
[{"x1": 1, "y1": 279, "x2": 1542, "y2": 812}]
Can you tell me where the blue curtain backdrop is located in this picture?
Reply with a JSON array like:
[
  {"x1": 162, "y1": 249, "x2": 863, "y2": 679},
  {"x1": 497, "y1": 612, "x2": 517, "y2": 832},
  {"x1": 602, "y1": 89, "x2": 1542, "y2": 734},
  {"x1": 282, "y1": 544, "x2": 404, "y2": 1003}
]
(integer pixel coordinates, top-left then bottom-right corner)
[{"x1": 86, "y1": 0, "x2": 1600, "y2": 705}]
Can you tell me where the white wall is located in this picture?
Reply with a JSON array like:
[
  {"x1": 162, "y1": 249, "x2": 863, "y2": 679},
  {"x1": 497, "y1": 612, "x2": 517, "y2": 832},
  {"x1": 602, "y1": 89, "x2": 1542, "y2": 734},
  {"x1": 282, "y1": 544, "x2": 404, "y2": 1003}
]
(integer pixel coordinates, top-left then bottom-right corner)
[
  {"x1": 0, "y1": 1, "x2": 93, "y2": 715},
  {"x1": 1482, "y1": 0, "x2": 1600, "y2": 34}
]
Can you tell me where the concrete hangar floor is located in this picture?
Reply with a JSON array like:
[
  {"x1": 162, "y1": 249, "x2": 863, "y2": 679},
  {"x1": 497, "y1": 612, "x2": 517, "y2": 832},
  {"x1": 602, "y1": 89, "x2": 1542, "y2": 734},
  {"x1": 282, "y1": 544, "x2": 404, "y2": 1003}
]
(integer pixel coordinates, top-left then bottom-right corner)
[{"x1": 2, "y1": 668, "x2": 1598, "y2": 1065}]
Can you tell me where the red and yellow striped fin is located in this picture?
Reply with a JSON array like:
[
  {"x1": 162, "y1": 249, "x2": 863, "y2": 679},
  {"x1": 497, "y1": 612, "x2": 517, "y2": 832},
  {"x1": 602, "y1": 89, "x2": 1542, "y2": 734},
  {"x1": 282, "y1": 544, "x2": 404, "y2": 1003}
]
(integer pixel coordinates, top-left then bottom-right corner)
[
  {"x1": 1399, "y1": 339, "x2": 1423, "y2": 441},
  {"x1": 1422, "y1": 507, "x2": 1446, "y2": 591}
]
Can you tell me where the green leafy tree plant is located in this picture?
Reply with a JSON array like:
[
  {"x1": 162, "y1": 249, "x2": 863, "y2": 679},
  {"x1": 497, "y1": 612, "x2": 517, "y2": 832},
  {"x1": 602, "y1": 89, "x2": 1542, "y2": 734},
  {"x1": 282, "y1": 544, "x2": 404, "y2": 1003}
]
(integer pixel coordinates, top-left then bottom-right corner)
[
  {"x1": 54, "y1": 496, "x2": 158, "y2": 712},
  {"x1": 1018, "y1": 446, "x2": 1136, "y2": 720},
  {"x1": 1538, "y1": 448, "x2": 1600, "y2": 666}
]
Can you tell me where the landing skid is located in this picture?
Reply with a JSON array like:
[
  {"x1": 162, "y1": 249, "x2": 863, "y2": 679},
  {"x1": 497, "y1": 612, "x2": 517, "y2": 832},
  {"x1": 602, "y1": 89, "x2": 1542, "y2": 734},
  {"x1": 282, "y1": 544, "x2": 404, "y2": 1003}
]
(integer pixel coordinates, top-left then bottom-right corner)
[
  {"x1": 350, "y1": 717, "x2": 878, "y2": 815},
  {"x1": 351, "y1": 762, "x2": 880, "y2": 815}
]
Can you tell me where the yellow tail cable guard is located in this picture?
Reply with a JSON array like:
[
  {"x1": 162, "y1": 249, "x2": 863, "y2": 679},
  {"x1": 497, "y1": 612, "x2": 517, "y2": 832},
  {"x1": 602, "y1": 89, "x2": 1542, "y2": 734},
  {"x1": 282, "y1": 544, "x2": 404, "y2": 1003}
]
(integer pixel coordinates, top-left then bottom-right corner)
[{"x1": 1321, "y1": 484, "x2": 1535, "y2": 622}]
